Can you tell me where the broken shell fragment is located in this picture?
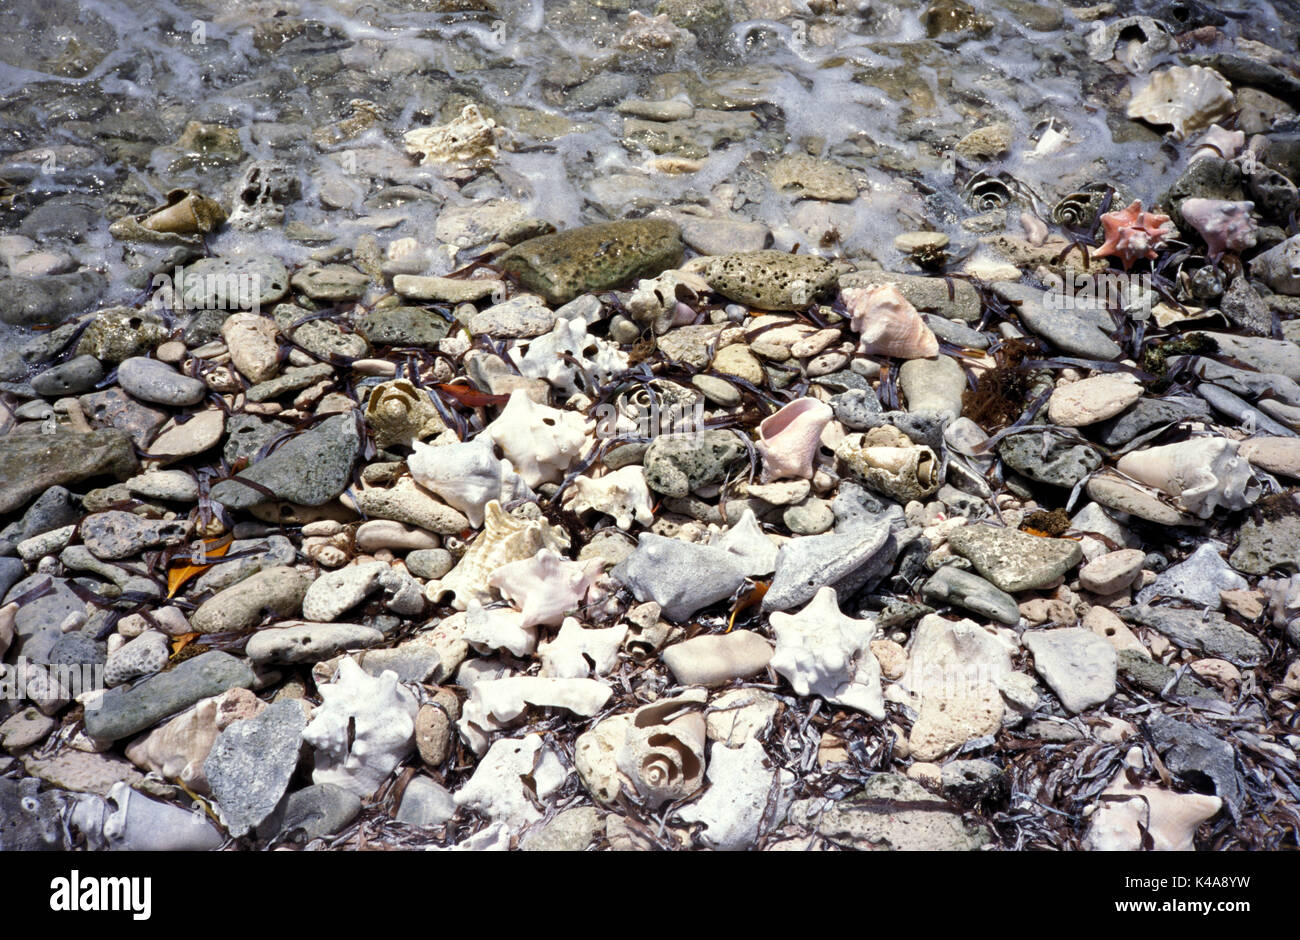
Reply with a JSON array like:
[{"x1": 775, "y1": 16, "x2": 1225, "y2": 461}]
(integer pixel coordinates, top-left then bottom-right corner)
[
  {"x1": 1115, "y1": 437, "x2": 1260, "y2": 519},
  {"x1": 1125, "y1": 65, "x2": 1234, "y2": 140},
  {"x1": 364, "y1": 379, "x2": 445, "y2": 449},
  {"x1": 835, "y1": 425, "x2": 941, "y2": 503}
]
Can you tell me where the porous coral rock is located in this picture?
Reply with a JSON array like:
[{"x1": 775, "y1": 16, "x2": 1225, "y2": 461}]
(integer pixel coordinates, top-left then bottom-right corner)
[
  {"x1": 364, "y1": 379, "x2": 444, "y2": 449},
  {"x1": 453, "y1": 734, "x2": 568, "y2": 830}
]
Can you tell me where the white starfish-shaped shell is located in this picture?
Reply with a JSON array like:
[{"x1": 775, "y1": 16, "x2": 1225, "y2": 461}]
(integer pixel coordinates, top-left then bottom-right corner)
[
  {"x1": 768, "y1": 586, "x2": 884, "y2": 718},
  {"x1": 483, "y1": 389, "x2": 593, "y2": 488},
  {"x1": 561, "y1": 465, "x2": 654, "y2": 531},
  {"x1": 488, "y1": 548, "x2": 603, "y2": 629}
]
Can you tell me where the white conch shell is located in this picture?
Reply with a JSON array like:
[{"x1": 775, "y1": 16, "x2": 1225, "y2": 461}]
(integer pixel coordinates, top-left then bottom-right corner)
[
  {"x1": 301, "y1": 657, "x2": 419, "y2": 798},
  {"x1": 843, "y1": 284, "x2": 939, "y2": 359},
  {"x1": 1085, "y1": 15, "x2": 1173, "y2": 73},
  {"x1": 1083, "y1": 748, "x2": 1222, "y2": 851},
  {"x1": 626, "y1": 269, "x2": 711, "y2": 334},
  {"x1": 408, "y1": 436, "x2": 533, "y2": 529},
  {"x1": 123, "y1": 688, "x2": 264, "y2": 794},
  {"x1": 707, "y1": 507, "x2": 780, "y2": 576},
  {"x1": 1115, "y1": 437, "x2": 1260, "y2": 518},
  {"x1": 561, "y1": 465, "x2": 654, "y2": 530},
  {"x1": 616, "y1": 690, "x2": 707, "y2": 808},
  {"x1": 453, "y1": 734, "x2": 569, "y2": 830},
  {"x1": 510, "y1": 317, "x2": 629, "y2": 396},
  {"x1": 754, "y1": 397, "x2": 833, "y2": 483},
  {"x1": 483, "y1": 389, "x2": 593, "y2": 488},
  {"x1": 1190, "y1": 124, "x2": 1245, "y2": 164},
  {"x1": 458, "y1": 676, "x2": 613, "y2": 755},
  {"x1": 835, "y1": 425, "x2": 941, "y2": 503},
  {"x1": 1251, "y1": 233, "x2": 1300, "y2": 296},
  {"x1": 487, "y1": 548, "x2": 603, "y2": 629},
  {"x1": 429, "y1": 500, "x2": 571, "y2": 610},
  {"x1": 768, "y1": 587, "x2": 883, "y2": 718},
  {"x1": 461, "y1": 602, "x2": 538, "y2": 657},
  {"x1": 538, "y1": 617, "x2": 628, "y2": 678},
  {"x1": 1125, "y1": 65, "x2": 1234, "y2": 140}
]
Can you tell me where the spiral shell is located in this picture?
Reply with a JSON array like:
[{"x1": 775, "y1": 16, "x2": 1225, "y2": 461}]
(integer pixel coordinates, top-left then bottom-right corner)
[
  {"x1": 1051, "y1": 184, "x2": 1113, "y2": 229},
  {"x1": 963, "y1": 173, "x2": 1013, "y2": 211}
]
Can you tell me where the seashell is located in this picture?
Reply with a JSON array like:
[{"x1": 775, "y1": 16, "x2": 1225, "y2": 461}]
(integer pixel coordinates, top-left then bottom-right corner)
[
  {"x1": 461, "y1": 602, "x2": 538, "y2": 658},
  {"x1": 1179, "y1": 198, "x2": 1256, "y2": 260},
  {"x1": 625, "y1": 269, "x2": 712, "y2": 335},
  {"x1": 835, "y1": 425, "x2": 941, "y2": 503},
  {"x1": 1093, "y1": 200, "x2": 1175, "y2": 270},
  {"x1": 430, "y1": 500, "x2": 572, "y2": 610},
  {"x1": 1085, "y1": 15, "x2": 1173, "y2": 73},
  {"x1": 1051, "y1": 183, "x2": 1114, "y2": 230},
  {"x1": 482, "y1": 389, "x2": 593, "y2": 488},
  {"x1": 458, "y1": 676, "x2": 613, "y2": 756},
  {"x1": 487, "y1": 548, "x2": 603, "y2": 629},
  {"x1": 768, "y1": 587, "x2": 884, "y2": 718},
  {"x1": 1250, "y1": 233, "x2": 1300, "y2": 296},
  {"x1": 454, "y1": 734, "x2": 569, "y2": 830},
  {"x1": 615, "y1": 690, "x2": 707, "y2": 808},
  {"x1": 754, "y1": 397, "x2": 834, "y2": 483},
  {"x1": 608, "y1": 379, "x2": 703, "y2": 440},
  {"x1": 408, "y1": 436, "x2": 533, "y2": 528},
  {"x1": 1084, "y1": 748, "x2": 1222, "y2": 851},
  {"x1": 962, "y1": 172, "x2": 1014, "y2": 211},
  {"x1": 1115, "y1": 437, "x2": 1260, "y2": 518},
  {"x1": 301, "y1": 657, "x2": 419, "y2": 798},
  {"x1": 843, "y1": 284, "x2": 939, "y2": 360},
  {"x1": 510, "y1": 317, "x2": 628, "y2": 397},
  {"x1": 538, "y1": 617, "x2": 628, "y2": 678},
  {"x1": 561, "y1": 465, "x2": 654, "y2": 531},
  {"x1": 1190, "y1": 124, "x2": 1245, "y2": 164},
  {"x1": 1126, "y1": 65, "x2": 1234, "y2": 141},
  {"x1": 575, "y1": 689, "x2": 706, "y2": 807},
  {"x1": 123, "y1": 688, "x2": 264, "y2": 795},
  {"x1": 364, "y1": 379, "x2": 445, "y2": 449}
]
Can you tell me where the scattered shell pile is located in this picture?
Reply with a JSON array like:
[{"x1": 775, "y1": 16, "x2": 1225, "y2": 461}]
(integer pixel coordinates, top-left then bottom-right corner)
[{"x1": 1, "y1": 0, "x2": 1299, "y2": 852}]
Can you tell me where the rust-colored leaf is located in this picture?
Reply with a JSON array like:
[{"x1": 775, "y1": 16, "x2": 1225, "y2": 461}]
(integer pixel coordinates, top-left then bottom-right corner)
[
  {"x1": 166, "y1": 535, "x2": 233, "y2": 598},
  {"x1": 171, "y1": 632, "x2": 201, "y2": 656},
  {"x1": 728, "y1": 581, "x2": 769, "y2": 632},
  {"x1": 434, "y1": 383, "x2": 510, "y2": 408}
]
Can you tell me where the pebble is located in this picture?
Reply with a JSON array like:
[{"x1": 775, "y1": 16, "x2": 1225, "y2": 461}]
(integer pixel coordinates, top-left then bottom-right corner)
[
  {"x1": 30, "y1": 355, "x2": 104, "y2": 396},
  {"x1": 211, "y1": 413, "x2": 360, "y2": 509},
  {"x1": 80, "y1": 511, "x2": 191, "y2": 561},
  {"x1": 189, "y1": 566, "x2": 309, "y2": 634},
  {"x1": 1078, "y1": 549, "x2": 1145, "y2": 595},
  {"x1": 244, "y1": 622, "x2": 385, "y2": 664},
  {"x1": 1047, "y1": 374, "x2": 1143, "y2": 426},
  {"x1": 898, "y1": 355, "x2": 965, "y2": 417},
  {"x1": 147, "y1": 409, "x2": 226, "y2": 461},
  {"x1": 922, "y1": 565, "x2": 1021, "y2": 624},
  {"x1": 946, "y1": 524, "x2": 1083, "y2": 593},
  {"x1": 1024, "y1": 627, "x2": 1118, "y2": 713},
  {"x1": 115, "y1": 357, "x2": 207, "y2": 407}
]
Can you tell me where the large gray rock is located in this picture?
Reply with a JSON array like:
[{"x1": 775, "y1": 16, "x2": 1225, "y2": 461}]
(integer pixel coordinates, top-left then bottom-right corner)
[
  {"x1": 1135, "y1": 543, "x2": 1247, "y2": 609},
  {"x1": 205, "y1": 700, "x2": 308, "y2": 837},
  {"x1": 642, "y1": 430, "x2": 747, "y2": 498},
  {"x1": 210, "y1": 413, "x2": 360, "y2": 508},
  {"x1": 1229, "y1": 509, "x2": 1300, "y2": 576},
  {"x1": 83, "y1": 651, "x2": 256, "y2": 742},
  {"x1": 612, "y1": 533, "x2": 748, "y2": 621},
  {"x1": 244, "y1": 621, "x2": 384, "y2": 664},
  {"x1": 763, "y1": 521, "x2": 895, "y2": 612},
  {"x1": 263, "y1": 783, "x2": 362, "y2": 843},
  {"x1": 1023, "y1": 628, "x2": 1117, "y2": 713},
  {"x1": 0, "y1": 271, "x2": 107, "y2": 326},
  {"x1": 1096, "y1": 394, "x2": 1213, "y2": 447},
  {"x1": 80, "y1": 510, "x2": 191, "y2": 560},
  {"x1": 808, "y1": 773, "x2": 989, "y2": 850},
  {"x1": 394, "y1": 776, "x2": 456, "y2": 827},
  {"x1": 1147, "y1": 715, "x2": 1244, "y2": 820},
  {"x1": 1121, "y1": 605, "x2": 1268, "y2": 666},
  {"x1": 0, "y1": 428, "x2": 138, "y2": 515},
  {"x1": 998, "y1": 431, "x2": 1102, "y2": 488},
  {"x1": 189, "y1": 566, "x2": 309, "y2": 634},
  {"x1": 997, "y1": 282, "x2": 1122, "y2": 359}
]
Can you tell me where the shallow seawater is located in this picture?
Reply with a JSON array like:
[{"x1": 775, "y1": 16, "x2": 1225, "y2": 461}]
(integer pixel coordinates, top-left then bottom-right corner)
[{"x1": 0, "y1": 0, "x2": 1295, "y2": 347}]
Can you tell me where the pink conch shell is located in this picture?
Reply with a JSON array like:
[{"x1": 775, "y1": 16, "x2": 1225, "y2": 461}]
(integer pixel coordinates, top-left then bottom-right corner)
[
  {"x1": 1093, "y1": 200, "x2": 1175, "y2": 270},
  {"x1": 843, "y1": 284, "x2": 939, "y2": 359},
  {"x1": 1115, "y1": 437, "x2": 1260, "y2": 518},
  {"x1": 754, "y1": 397, "x2": 834, "y2": 483},
  {"x1": 1179, "y1": 198, "x2": 1256, "y2": 260},
  {"x1": 1190, "y1": 124, "x2": 1245, "y2": 164},
  {"x1": 488, "y1": 548, "x2": 603, "y2": 629}
]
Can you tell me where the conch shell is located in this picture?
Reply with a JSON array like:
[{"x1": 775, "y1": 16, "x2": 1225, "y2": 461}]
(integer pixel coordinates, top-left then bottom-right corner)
[
  {"x1": 754, "y1": 397, "x2": 833, "y2": 483},
  {"x1": 1125, "y1": 65, "x2": 1234, "y2": 140},
  {"x1": 1179, "y1": 198, "x2": 1256, "y2": 261},
  {"x1": 1251, "y1": 234, "x2": 1300, "y2": 296},
  {"x1": 428, "y1": 500, "x2": 571, "y2": 610},
  {"x1": 1093, "y1": 200, "x2": 1175, "y2": 270},
  {"x1": 365, "y1": 379, "x2": 445, "y2": 449},
  {"x1": 835, "y1": 425, "x2": 941, "y2": 503},
  {"x1": 843, "y1": 284, "x2": 939, "y2": 359},
  {"x1": 510, "y1": 317, "x2": 628, "y2": 396},
  {"x1": 1115, "y1": 437, "x2": 1260, "y2": 519},
  {"x1": 768, "y1": 586, "x2": 884, "y2": 718},
  {"x1": 487, "y1": 548, "x2": 603, "y2": 629},
  {"x1": 575, "y1": 689, "x2": 707, "y2": 808},
  {"x1": 408, "y1": 436, "x2": 533, "y2": 528},
  {"x1": 483, "y1": 389, "x2": 593, "y2": 488},
  {"x1": 561, "y1": 465, "x2": 654, "y2": 531}
]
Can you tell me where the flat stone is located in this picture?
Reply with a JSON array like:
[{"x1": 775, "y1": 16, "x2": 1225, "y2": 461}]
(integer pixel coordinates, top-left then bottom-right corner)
[
  {"x1": 211, "y1": 413, "x2": 359, "y2": 508},
  {"x1": 521, "y1": 806, "x2": 603, "y2": 851},
  {"x1": 30, "y1": 354, "x2": 104, "y2": 396},
  {"x1": 661, "y1": 630, "x2": 772, "y2": 686},
  {"x1": 393, "y1": 275, "x2": 502, "y2": 304},
  {"x1": 116, "y1": 356, "x2": 207, "y2": 406},
  {"x1": 244, "y1": 621, "x2": 384, "y2": 664},
  {"x1": 189, "y1": 565, "x2": 309, "y2": 634},
  {"x1": 244, "y1": 363, "x2": 335, "y2": 403},
  {"x1": 995, "y1": 282, "x2": 1122, "y2": 359},
  {"x1": 1079, "y1": 549, "x2": 1145, "y2": 595},
  {"x1": 395, "y1": 776, "x2": 456, "y2": 827},
  {"x1": 80, "y1": 388, "x2": 168, "y2": 447},
  {"x1": 922, "y1": 565, "x2": 1021, "y2": 624},
  {"x1": 0, "y1": 270, "x2": 107, "y2": 327},
  {"x1": 180, "y1": 255, "x2": 290, "y2": 310},
  {"x1": 947, "y1": 524, "x2": 1083, "y2": 593},
  {"x1": 612, "y1": 533, "x2": 749, "y2": 621},
  {"x1": 899, "y1": 356, "x2": 964, "y2": 417},
  {"x1": 356, "y1": 306, "x2": 452, "y2": 348},
  {"x1": 701, "y1": 250, "x2": 849, "y2": 311},
  {"x1": 80, "y1": 510, "x2": 191, "y2": 560},
  {"x1": 467, "y1": 296, "x2": 556, "y2": 338},
  {"x1": 205, "y1": 700, "x2": 307, "y2": 836},
  {"x1": 811, "y1": 773, "x2": 989, "y2": 850},
  {"x1": 1047, "y1": 374, "x2": 1142, "y2": 426},
  {"x1": 1240, "y1": 437, "x2": 1300, "y2": 478},
  {"x1": 1096, "y1": 394, "x2": 1213, "y2": 447},
  {"x1": 764, "y1": 520, "x2": 896, "y2": 612},
  {"x1": 998, "y1": 430, "x2": 1102, "y2": 489},
  {"x1": 148, "y1": 409, "x2": 226, "y2": 462},
  {"x1": 266, "y1": 783, "x2": 361, "y2": 842},
  {"x1": 1193, "y1": 332, "x2": 1300, "y2": 382},
  {"x1": 350, "y1": 478, "x2": 470, "y2": 535},
  {"x1": 0, "y1": 428, "x2": 137, "y2": 515},
  {"x1": 290, "y1": 264, "x2": 369, "y2": 302},
  {"x1": 83, "y1": 651, "x2": 257, "y2": 742},
  {"x1": 1121, "y1": 605, "x2": 1268, "y2": 667},
  {"x1": 1023, "y1": 627, "x2": 1117, "y2": 713},
  {"x1": 1085, "y1": 473, "x2": 1199, "y2": 526},
  {"x1": 1229, "y1": 509, "x2": 1300, "y2": 576},
  {"x1": 1136, "y1": 543, "x2": 1247, "y2": 608}
]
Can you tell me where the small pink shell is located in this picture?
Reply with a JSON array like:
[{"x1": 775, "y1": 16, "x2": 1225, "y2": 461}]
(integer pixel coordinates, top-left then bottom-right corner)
[
  {"x1": 843, "y1": 285, "x2": 939, "y2": 359},
  {"x1": 755, "y1": 397, "x2": 833, "y2": 483}
]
